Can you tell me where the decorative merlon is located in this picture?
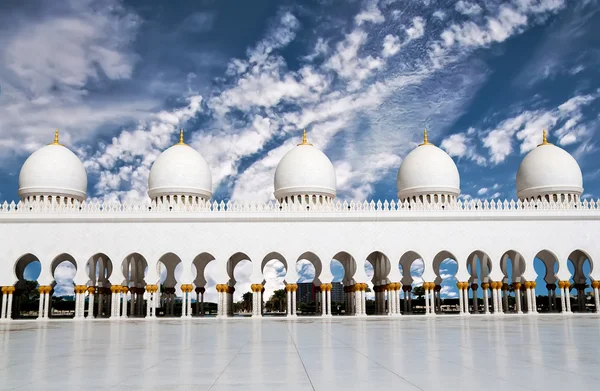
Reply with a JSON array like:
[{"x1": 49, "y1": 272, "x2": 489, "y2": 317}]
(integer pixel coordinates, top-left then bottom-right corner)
[{"x1": 0, "y1": 197, "x2": 599, "y2": 214}]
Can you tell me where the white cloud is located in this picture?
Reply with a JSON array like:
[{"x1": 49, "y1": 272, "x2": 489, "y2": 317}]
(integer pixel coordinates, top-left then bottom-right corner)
[
  {"x1": 0, "y1": 0, "x2": 148, "y2": 159},
  {"x1": 382, "y1": 34, "x2": 401, "y2": 57},
  {"x1": 441, "y1": 130, "x2": 487, "y2": 166},
  {"x1": 324, "y1": 29, "x2": 384, "y2": 91},
  {"x1": 296, "y1": 260, "x2": 316, "y2": 283},
  {"x1": 405, "y1": 16, "x2": 426, "y2": 41},
  {"x1": 86, "y1": 96, "x2": 204, "y2": 201},
  {"x1": 2, "y1": 0, "x2": 572, "y2": 208},
  {"x1": 477, "y1": 187, "x2": 488, "y2": 195},
  {"x1": 440, "y1": 284, "x2": 458, "y2": 298},
  {"x1": 53, "y1": 262, "x2": 76, "y2": 296},
  {"x1": 455, "y1": 1, "x2": 483, "y2": 16},
  {"x1": 355, "y1": 2, "x2": 385, "y2": 26},
  {"x1": 482, "y1": 93, "x2": 598, "y2": 164},
  {"x1": 433, "y1": 10, "x2": 446, "y2": 20}
]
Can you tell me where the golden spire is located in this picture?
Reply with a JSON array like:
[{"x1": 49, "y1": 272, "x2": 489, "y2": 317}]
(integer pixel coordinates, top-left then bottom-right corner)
[
  {"x1": 419, "y1": 128, "x2": 432, "y2": 146},
  {"x1": 176, "y1": 129, "x2": 187, "y2": 145},
  {"x1": 538, "y1": 129, "x2": 551, "y2": 146},
  {"x1": 298, "y1": 129, "x2": 312, "y2": 146},
  {"x1": 50, "y1": 129, "x2": 62, "y2": 146}
]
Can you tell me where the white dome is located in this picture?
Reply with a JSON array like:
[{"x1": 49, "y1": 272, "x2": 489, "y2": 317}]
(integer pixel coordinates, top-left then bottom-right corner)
[
  {"x1": 148, "y1": 136, "x2": 212, "y2": 201},
  {"x1": 18, "y1": 134, "x2": 87, "y2": 201},
  {"x1": 274, "y1": 134, "x2": 336, "y2": 201},
  {"x1": 516, "y1": 137, "x2": 583, "y2": 200},
  {"x1": 396, "y1": 134, "x2": 460, "y2": 200}
]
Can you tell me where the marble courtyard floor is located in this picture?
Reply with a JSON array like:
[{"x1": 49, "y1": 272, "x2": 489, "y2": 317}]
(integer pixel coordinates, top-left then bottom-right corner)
[{"x1": 1, "y1": 315, "x2": 599, "y2": 391}]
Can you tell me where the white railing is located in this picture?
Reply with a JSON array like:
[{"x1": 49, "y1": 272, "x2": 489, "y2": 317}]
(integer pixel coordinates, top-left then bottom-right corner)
[{"x1": 0, "y1": 198, "x2": 598, "y2": 214}]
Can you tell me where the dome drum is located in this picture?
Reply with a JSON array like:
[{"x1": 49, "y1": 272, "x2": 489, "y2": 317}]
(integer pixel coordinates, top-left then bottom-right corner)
[{"x1": 398, "y1": 189, "x2": 458, "y2": 204}]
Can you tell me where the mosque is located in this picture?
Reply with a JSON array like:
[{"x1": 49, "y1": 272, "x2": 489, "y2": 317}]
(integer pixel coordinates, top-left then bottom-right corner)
[{"x1": 0, "y1": 128, "x2": 598, "y2": 321}]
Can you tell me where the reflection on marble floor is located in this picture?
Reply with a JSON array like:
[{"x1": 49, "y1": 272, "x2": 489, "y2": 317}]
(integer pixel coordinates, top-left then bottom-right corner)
[{"x1": 1, "y1": 315, "x2": 599, "y2": 390}]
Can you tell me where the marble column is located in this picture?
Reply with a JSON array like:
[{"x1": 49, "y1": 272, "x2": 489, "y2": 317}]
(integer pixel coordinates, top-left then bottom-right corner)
[
  {"x1": 395, "y1": 284, "x2": 401, "y2": 314},
  {"x1": 286, "y1": 287, "x2": 292, "y2": 316},
  {"x1": 146, "y1": 284, "x2": 157, "y2": 318},
  {"x1": 530, "y1": 282, "x2": 537, "y2": 313},
  {"x1": 490, "y1": 283, "x2": 498, "y2": 314},
  {"x1": 5, "y1": 288, "x2": 14, "y2": 320},
  {"x1": 37, "y1": 286, "x2": 51, "y2": 320},
  {"x1": 250, "y1": 284, "x2": 262, "y2": 317},
  {"x1": 525, "y1": 282, "x2": 533, "y2": 314},
  {"x1": 471, "y1": 284, "x2": 479, "y2": 314},
  {"x1": 457, "y1": 282, "x2": 464, "y2": 314},
  {"x1": 463, "y1": 284, "x2": 470, "y2": 315},
  {"x1": 87, "y1": 288, "x2": 95, "y2": 319},
  {"x1": 327, "y1": 288, "x2": 332, "y2": 316},
  {"x1": 354, "y1": 288, "x2": 362, "y2": 316},
  {"x1": 291, "y1": 285, "x2": 297, "y2": 316},
  {"x1": 429, "y1": 282, "x2": 437, "y2": 315},
  {"x1": 321, "y1": 287, "x2": 327, "y2": 316},
  {"x1": 482, "y1": 283, "x2": 490, "y2": 314},
  {"x1": 514, "y1": 283, "x2": 522, "y2": 313},
  {"x1": 592, "y1": 281, "x2": 600, "y2": 312},
  {"x1": 564, "y1": 281, "x2": 572, "y2": 313},
  {"x1": 0, "y1": 288, "x2": 7, "y2": 319}
]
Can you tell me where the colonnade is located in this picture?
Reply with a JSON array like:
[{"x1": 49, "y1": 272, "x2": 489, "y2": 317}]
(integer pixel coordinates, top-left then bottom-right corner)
[{"x1": 0, "y1": 278, "x2": 599, "y2": 321}]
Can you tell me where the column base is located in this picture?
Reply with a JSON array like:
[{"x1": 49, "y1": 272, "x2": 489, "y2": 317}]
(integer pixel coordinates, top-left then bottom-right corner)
[{"x1": 286, "y1": 314, "x2": 298, "y2": 318}]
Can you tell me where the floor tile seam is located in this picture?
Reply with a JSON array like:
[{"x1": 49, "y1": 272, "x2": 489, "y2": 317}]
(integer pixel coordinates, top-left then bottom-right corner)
[
  {"x1": 206, "y1": 328, "x2": 258, "y2": 391},
  {"x1": 286, "y1": 322, "x2": 316, "y2": 391},
  {"x1": 108, "y1": 332, "x2": 218, "y2": 389},
  {"x1": 5, "y1": 363, "x2": 84, "y2": 390},
  {"x1": 312, "y1": 322, "x2": 426, "y2": 391},
  {"x1": 447, "y1": 341, "x2": 600, "y2": 380}
]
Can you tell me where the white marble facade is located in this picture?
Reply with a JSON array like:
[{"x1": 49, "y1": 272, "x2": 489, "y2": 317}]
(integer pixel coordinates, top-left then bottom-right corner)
[{"x1": 0, "y1": 129, "x2": 598, "y2": 321}]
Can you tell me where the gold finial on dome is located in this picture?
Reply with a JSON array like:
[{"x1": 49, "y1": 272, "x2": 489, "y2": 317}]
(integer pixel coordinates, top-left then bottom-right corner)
[
  {"x1": 298, "y1": 129, "x2": 312, "y2": 146},
  {"x1": 538, "y1": 129, "x2": 552, "y2": 146},
  {"x1": 50, "y1": 129, "x2": 62, "y2": 146},
  {"x1": 176, "y1": 129, "x2": 187, "y2": 145},
  {"x1": 419, "y1": 129, "x2": 432, "y2": 146}
]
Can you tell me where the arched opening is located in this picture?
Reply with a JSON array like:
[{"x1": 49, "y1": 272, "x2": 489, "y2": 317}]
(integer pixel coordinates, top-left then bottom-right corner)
[
  {"x1": 567, "y1": 250, "x2": 594, "y2": 312},
  {"x1": 157, "y1": 253, "x2": 182, "y2": 317},
  {"x1": 434, "y1": 252, "x2": 459, "y2": 314},
  {"x1": 227, "y1": 252, "x2": 252, "y2": 316},
  {"x1": 465, "y1": 251, "x2": 492, "y2": 314},
  {"x1": 50, "y1": 253, "x2": 77, "y2": 318},
  {"x1": 533, "y1": 250, "x2": 559, "y2": 312},
  {"x1": 331, "y1": 251, "x2": 356, "y2": 315},
  {"x1": 295, "y1": 252, "x2": 322, "y2": 315},
  {"x1": 87, "y1": 253, "x2": 113, "y2": 318},
  {"x1": 192, "y1": 252, "x2": 217, "y2": 316},
  {"x1": 122, "y1": 253, "x2": 148, "y2": 318},
  {"x1": 260, "y1": 252, "x2": 287, "y2": 316},
  {"x1": 399, "y1": 251, "x2": 424, "y2": 314},
  {"x1": 365, "y1": 251, "x2": 392, "y2": 315},
  {"x1": 500, "y1": 250, "x2": 526, "y2": 313},
  {"x1": 13, "y1": 254, "x2": 41, "y2": 319}
]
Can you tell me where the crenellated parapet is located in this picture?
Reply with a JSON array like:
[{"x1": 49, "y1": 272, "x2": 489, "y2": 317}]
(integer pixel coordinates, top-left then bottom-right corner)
[{"x1": 0, "y1": 197, "x2": 599, "y2": 214}]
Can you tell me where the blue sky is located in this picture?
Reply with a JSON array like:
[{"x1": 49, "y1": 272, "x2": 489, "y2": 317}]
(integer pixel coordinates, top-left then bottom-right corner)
[{"x1": 5, "y1": 0, "x2": 600, "y2": 299}]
